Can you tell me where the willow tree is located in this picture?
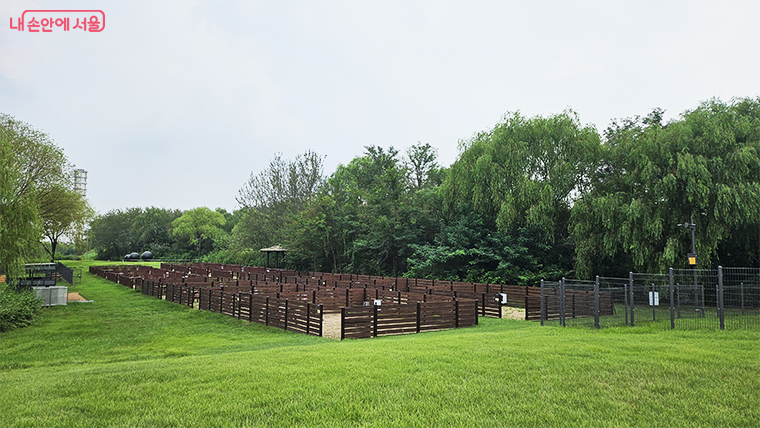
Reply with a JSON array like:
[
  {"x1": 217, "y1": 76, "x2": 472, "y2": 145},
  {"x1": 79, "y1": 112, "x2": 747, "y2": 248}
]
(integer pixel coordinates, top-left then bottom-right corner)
[
  {"x1": 0, "y1": 138, "x2": 39, "y2": 279},
  {"x1": 571, "y1": 98, "x2": 760, "y2": 277},
  {"x1": 445, "y1": 110, "x2": 600, "y2": 239},
  {"x1": 0, "y1": 113, "x2": 79, "y2": 275},
  {"x1": 438, "y1": 110, "x2": 600, "y2": 280}
]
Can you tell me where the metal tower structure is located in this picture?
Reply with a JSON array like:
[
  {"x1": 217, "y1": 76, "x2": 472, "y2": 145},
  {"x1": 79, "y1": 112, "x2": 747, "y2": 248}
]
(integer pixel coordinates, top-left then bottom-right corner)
[{"x1": 75, "y1": 169, "x2": 88, "y2": 197}]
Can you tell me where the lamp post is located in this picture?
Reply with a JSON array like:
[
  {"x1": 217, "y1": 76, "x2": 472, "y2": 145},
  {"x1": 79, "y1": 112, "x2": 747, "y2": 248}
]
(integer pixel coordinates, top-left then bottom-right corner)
[
  {"x1": 677, "y1": 217, "x2": 700, "y2": 314},
  {"x1": 677, "y1": 216, "x2": 697, "y2": 268}
]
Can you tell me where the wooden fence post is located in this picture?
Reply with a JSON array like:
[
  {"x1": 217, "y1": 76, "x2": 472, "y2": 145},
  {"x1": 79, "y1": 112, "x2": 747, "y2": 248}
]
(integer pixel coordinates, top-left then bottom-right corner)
[
  {"x1": 306, "y1": 302, "x2": 311, "y2": 335},
  {"x1": 416, "y1": 302, "x2": 421, "y2": 333},
  {"x1": 340, "y1": 307, "x2": 346, "y2": 340},
  {"x1": 284, "y1": 299, "x2": 288, "y2": 331},
  {"x1": 455, "y1": 300, "x2": 460, "y2": 328},
  {"x1": 373, "y1": 304, "x2": 378, "y2": 337},
  {"x1": 319, "y1": 304, "x2": 324, "y2": 337},
  {"x1": 265, "y1": 296, "x2": 269, "y2": 326}
]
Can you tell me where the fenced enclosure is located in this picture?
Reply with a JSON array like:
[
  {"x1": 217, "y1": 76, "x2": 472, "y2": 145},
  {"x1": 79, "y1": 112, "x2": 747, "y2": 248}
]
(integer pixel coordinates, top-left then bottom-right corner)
[
  {"x1": 537, "y1": 267, "x2": 760, "y2": 330},
  {"x1": 89, "y1": 264, "x2": 497, "y2": 339}
]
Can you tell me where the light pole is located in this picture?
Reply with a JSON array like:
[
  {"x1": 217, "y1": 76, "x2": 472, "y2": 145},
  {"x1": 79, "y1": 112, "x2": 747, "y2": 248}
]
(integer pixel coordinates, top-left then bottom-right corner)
[
  {"x1": 678, "y1": 217, "x2": 701, "y2": 314},
  {"x1": 677, "y1": 216, "x2": 697, "y2": 268}
]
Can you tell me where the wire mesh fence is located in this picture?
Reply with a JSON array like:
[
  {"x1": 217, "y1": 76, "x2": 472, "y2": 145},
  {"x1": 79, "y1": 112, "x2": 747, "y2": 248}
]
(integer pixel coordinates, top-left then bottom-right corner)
[
  {"x1": 630, "y1": 272, "x2": 673, "y2": 327},
  {"x1": 671, "y1": 269, "x2": 717, "y2": 329},
  {"x1": 718, "y1": 267, "x2": 760, "y2": 330},
  {"x1": 597, "y1": 277, "x2": 630, "y2": 328},
  {"x1": 538, "y1": 267, "x2": 759, "y2": 330}
]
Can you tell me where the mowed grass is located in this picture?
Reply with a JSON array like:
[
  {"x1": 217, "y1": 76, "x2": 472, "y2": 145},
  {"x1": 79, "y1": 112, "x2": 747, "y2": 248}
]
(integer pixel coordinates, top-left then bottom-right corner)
[{"x1": 1, "y1": 262, "x2": 758, "y2": 427}]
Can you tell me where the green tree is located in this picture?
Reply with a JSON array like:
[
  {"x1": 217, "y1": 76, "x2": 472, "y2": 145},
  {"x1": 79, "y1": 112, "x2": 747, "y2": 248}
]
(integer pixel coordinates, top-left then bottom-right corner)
[
  {"x1": 39, "y1": 186, "x2": 93, "y2": 261},
  {"x1": 0, "y1": 113, "x2": 84, "y2": 274},
  {"x1": 171, "y1": 207, "x2": 226, "y2": 259},
  {"x1": 0, "y1": 137, "x2": 40, "y2": 279},
  {"x1": 90, "y1": 207, "x2": 184, "y2": 260},
  {"x1": 572, "y1": 98, "x2": 760, "y2": 276},
  {"x1": 405, "y1": 142, "x2": 439, "y2": 189},
  {"x1": 284, "y1": 146, "x2": 441, "y2": 275},
  {"x1": 90, "y1": 208, "x2": 142, "y2": 260},
  {"x1": 406, "y1": 209, "x2": 556, "y2": 285},
  {"x1": 444, "y1": 110, "x2": 600, "y2": 242},
  {"x1": 442, "y1": 110, "x2": 600, "y2": 280},
  {"x1": 229, "y1": 150, "x2": 325, "y2": 265}
]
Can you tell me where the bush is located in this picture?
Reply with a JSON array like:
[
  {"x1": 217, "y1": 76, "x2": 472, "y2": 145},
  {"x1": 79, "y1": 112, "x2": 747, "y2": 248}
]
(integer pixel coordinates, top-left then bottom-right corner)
[{"x1": 0, "y1": 283, "x2": 42, "y2": 332}]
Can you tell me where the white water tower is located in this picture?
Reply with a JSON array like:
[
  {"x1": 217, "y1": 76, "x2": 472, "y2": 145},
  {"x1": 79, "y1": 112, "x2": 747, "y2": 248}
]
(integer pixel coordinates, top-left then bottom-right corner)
[{"x1": 75, "y1": 169, "x2": 87, "y2": 197}]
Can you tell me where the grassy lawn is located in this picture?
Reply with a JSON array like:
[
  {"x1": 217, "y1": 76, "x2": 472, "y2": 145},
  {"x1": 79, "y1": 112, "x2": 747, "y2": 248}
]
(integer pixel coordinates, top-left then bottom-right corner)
[{"x1": 1, "y1": 262, "x2": 758, "y2": 427}]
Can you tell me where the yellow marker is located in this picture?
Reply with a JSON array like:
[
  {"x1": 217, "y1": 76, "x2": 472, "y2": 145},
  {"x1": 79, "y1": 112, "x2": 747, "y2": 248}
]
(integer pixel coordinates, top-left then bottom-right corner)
[{"x1": 688, "y1": 256, "x2": 697, "y2": 266}]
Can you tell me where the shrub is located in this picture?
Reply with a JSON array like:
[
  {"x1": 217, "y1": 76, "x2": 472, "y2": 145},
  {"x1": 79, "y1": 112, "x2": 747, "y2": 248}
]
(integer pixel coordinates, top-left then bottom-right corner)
[{"x1": 0, "y1": 283, "x2": 42, "y2": 332}]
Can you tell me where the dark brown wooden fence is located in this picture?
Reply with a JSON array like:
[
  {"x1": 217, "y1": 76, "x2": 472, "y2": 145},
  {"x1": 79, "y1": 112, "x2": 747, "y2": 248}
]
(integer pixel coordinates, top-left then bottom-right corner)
[
  {"x1": 524, "y1": 288, "x2": 615, "y2": 321},
  {"x1": 341, "y1": 300, "x2": 478, "y2": 339}
]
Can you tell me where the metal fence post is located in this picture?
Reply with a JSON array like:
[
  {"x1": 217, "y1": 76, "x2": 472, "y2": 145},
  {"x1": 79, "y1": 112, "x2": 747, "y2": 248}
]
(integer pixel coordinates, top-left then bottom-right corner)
[
  {"x1": 669, "y1": 268, "x2": 675, "y2": 330},
  {"x1": 540, "y1": 279, "x2": 545, "y2": 326},
  {"x1": 560, "y1": 277, "x2": 566, "y2": 327},
  {"x1": 651, "y1": 283, "x2": 656, "y2": 322},
  {"x1": 700, "y1": 276, "x2": 706, "y2": 318},
  {"x1": 629, "y1": 272, "x2": 635, "y2": 327},
  {"x1": 624, "y1": 279, "x2": 629, "y2": 326},
  {"x1": 594, "y1": 275, "x2": 600, "y2": 329},
  {"x1": 718, "y1": 266, "x2": 724, "y2": 330},
  {"x1": 677, "y1": 282, "x2": 681, "y2": 319}
]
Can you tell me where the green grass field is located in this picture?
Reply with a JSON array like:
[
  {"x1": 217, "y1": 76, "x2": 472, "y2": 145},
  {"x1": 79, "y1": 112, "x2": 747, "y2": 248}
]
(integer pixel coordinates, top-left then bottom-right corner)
[{"x1": 1, "y1": 261, "x2": 758, "y2": 427}]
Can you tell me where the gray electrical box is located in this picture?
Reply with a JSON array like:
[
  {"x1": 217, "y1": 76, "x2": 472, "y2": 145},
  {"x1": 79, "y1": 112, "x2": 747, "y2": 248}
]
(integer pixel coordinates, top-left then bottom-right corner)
[{"x1": 33, "y1": 286, "x2": 68, "y2": 306}]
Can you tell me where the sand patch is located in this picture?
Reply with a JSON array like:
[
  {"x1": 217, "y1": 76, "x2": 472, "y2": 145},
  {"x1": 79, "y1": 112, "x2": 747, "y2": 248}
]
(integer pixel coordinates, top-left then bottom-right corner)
[
  {"x1": 68, "y1": 292, "x2": 89, "y2": 302},
  {"x1": 322, "y1": 313, "x2": 341, "y2": 339},
  {"x1": 501, "y1": 306, "x2": 526, "y2": 320}
]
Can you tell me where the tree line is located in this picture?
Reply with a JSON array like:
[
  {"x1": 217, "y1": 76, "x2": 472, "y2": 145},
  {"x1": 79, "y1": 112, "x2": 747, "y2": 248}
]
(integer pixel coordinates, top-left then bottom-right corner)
[
  {"x1": 0, "y1": 113, "x2": 93, "y2": 330},
  {"x1": 86, "y1": 97, "x2": 760, "y2": 284}
]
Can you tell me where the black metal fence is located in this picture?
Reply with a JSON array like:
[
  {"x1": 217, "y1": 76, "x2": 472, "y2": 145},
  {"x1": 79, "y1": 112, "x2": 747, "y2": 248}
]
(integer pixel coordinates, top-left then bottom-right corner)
[
  {"x1": 539, "y1": 267, "x2": 759, "y2": 330},
  {"x1": 56, "y1": 262, "x2": 74, "y2": 285}
]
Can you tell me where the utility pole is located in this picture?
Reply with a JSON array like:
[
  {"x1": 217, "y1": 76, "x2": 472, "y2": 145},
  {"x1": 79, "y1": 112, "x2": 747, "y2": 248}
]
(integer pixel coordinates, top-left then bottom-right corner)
[{"x1": 678, "y1": 217, "x2": 699, "y2": 314}]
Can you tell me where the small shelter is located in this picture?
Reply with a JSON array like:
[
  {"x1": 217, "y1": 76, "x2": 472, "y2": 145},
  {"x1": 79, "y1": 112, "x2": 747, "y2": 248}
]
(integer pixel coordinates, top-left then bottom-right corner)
[{"x1": 259, "y1": 245, "x2": 288, "y2": 269}]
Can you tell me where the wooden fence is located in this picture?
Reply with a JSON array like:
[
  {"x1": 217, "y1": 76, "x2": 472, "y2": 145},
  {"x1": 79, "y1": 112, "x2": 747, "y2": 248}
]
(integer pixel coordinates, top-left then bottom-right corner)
[
  {"x1": 341, "y1": 300, "x2": 478, "y2": 339},
  {"x1": 524, "y1": 288, "x2": 615, "y2": 321}
]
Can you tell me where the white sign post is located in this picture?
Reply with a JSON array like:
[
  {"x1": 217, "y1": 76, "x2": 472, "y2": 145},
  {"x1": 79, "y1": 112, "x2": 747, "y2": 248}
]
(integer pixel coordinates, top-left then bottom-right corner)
[{"x1": 649, "y1": 291, "x2": 659, "y2": 306}]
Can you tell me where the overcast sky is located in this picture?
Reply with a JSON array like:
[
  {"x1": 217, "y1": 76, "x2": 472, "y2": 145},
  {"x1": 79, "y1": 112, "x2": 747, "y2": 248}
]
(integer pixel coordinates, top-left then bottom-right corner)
[{"x1": 2, "y1": 0, "x2": 758, "y2": 214}]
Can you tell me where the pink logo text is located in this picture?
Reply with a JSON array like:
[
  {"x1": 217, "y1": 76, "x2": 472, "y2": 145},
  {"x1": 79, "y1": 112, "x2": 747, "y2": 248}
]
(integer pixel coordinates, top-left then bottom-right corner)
[{"x1": 9, "y1": 10, "x2": 105, "y2": 33}]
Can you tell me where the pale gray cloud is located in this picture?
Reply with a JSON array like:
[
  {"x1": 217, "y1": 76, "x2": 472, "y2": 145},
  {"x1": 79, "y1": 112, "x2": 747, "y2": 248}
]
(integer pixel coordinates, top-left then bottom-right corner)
[{"x1": 1, "y1": 0, "x2": 758, "y2": 213}]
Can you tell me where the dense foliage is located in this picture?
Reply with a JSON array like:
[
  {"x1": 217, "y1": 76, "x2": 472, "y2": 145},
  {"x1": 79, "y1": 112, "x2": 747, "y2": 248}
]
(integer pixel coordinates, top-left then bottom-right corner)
[
  {"x1": 571, "y1": 99, "x2": 760, "y2": 277},
  {"x1": 84, "y1": 97, "x2": 760, "y2": 283},
  {"x1": 0, "y1": 113, "x2": 89, "y2": 329},
  {"x1": 0, "y1": 282, "x2": 41, "y2": 332}
]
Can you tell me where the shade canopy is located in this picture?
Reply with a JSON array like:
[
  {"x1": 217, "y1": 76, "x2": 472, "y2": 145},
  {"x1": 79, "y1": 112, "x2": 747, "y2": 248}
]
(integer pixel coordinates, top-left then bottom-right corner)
[
  {"x1": 259, "y1": 246, "x2": 288, "y2": 268},
  {"x1": 259, "y1": 246, "x2": 288, "y2": 253}
]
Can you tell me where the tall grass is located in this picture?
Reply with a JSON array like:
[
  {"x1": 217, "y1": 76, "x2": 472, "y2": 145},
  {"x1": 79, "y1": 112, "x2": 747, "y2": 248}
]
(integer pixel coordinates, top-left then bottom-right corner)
[{"x1": 1, "y1": 262, "x2": 758, "y2": 427}]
